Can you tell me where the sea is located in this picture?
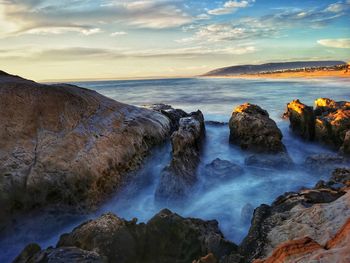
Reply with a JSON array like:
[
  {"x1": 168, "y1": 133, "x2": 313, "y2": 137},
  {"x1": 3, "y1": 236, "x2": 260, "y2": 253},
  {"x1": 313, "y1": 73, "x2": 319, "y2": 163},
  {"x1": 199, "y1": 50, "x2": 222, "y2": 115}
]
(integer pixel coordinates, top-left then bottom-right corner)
[{"x1": 1, "y1": 77, "x2": 349, "y2": 262}]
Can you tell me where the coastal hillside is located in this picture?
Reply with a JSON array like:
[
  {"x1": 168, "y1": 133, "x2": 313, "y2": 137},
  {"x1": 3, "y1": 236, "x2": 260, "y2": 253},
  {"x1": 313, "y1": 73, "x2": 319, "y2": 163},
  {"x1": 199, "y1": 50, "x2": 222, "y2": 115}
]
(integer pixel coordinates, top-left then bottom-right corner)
[{"x1": 203, "y1": 60, "x2": 346, "y2": 76}]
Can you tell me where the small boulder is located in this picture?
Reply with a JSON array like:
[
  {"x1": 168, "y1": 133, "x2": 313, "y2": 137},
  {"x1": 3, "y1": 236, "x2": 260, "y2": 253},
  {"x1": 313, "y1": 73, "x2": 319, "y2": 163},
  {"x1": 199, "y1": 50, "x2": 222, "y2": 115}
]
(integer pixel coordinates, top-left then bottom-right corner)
[
  {"x1": 304, "y1": 154, "x2": 349, "y2": 175},
  {"x1": 245, "y1": 153, "x2": 293, "y2": 170},
  {"x1": 229, "y1": 103, "x2": 286, "y2": 153},
  {"x1": 283, "y1": 99, "x2": 315, "y2": 140},
  {"x1": 241, "y1": 203, "x2": 254, "y2": 224}
]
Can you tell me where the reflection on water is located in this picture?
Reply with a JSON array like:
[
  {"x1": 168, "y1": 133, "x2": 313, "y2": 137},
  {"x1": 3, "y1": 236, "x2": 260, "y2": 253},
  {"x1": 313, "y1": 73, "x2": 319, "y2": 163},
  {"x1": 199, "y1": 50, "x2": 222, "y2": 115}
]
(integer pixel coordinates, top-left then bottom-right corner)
[{"x1": 1, "y1": 77, "x2": 349, "y2": 262}]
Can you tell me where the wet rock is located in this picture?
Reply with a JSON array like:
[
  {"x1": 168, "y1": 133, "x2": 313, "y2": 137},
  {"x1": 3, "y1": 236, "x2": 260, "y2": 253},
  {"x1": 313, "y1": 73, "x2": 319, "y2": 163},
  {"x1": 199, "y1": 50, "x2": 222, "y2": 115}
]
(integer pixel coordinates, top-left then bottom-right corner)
[
  {"x1": 205, "y1": 121, "x2": 228, "y2": 126},
  {"x1": 340, "y1": 130, "x2": 350, "y2": 155},
  {"x1": 0, "y1": 72, "x2": 170, "y2": 226},
  {"x1": 155, "y1": 111, "x2": 205, "y2": 201},
  {"x1": 283, "y1": 99, "x2": 315, "y2": 140},
  {"x1": 14, "y1": 245, "x2": 105, "y2": 263},
  {"x1": 245, "y1": 153, "x2": 293, "y2": 170},
  {"x1": 15, "y1": 209, "x2": 237, "y2": 263},
  {"x1": 240, "y1": 203, "x2": 254, "y2": 224},
  {"x1": 229, "y1": 103, "x2": 286, "y2": 153},
  {"x1": 203, "y1": 158, "x2": 244, "y2": 185},
  {"x1": 330, "y1": 167, "x2": 350, "y2": 186},
  {"x1": 304, "y1": 153, "x2": 349, "y2": 175},
  {"x1": 238, "y1": 185, "x2": 349, "y2": 262},
  {"x1": 144, "y1": 104, "x2": 189, "y2": 133}
]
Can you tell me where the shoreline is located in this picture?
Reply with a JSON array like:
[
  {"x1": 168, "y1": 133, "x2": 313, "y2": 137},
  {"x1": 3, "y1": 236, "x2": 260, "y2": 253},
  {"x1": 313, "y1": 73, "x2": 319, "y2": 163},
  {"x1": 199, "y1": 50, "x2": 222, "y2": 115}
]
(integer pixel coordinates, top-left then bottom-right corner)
[{"x1": 203, "y1": 69, "x2": 350, "y2": 79}]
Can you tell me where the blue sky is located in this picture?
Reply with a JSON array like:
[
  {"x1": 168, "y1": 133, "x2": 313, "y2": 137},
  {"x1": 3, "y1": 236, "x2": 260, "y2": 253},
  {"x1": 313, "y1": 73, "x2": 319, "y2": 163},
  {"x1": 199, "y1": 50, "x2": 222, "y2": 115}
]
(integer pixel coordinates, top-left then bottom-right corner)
[{"x1": 0, "y1": 0, "x2": 349, "y2": 80}]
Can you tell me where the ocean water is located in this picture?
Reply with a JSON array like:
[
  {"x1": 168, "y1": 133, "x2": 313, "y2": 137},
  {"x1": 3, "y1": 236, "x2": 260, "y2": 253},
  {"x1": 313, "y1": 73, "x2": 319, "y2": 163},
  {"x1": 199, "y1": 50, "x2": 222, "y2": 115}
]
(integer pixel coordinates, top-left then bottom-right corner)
[{"x1": 1, "y1": 77, "x2": 349, "y2": 262}]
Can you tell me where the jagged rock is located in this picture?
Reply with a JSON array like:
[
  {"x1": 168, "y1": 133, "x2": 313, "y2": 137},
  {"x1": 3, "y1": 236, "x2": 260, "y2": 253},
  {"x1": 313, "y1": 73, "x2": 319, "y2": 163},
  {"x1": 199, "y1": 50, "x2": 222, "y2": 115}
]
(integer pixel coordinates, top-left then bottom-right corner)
[
  {"x1": 238, "y1": 186, "x2": 348, "y2": 262},
  {"x1": 14, "y1": 244, "x2": 105, "y2": 263},
  {"x1": 192, "y1": 253, "x2": 217, "y2": 263},
  {"x1": 314, "y1": 98, "x2": 350, "y2": 115},
  {"x1": 304, "y1": 154, "x2": 349, "y2": 175},
  {"x1": 330, "y1": 167, "x2": 350, "y2": 185},
  {"x1": 203, "y1": 158, "x2": 244, "y2": 186},
  {"x1": 16, "y1": 209, "x2": 237, "y2": 263},
  {"x1": 245, "y1": 153, "x2": 293, "y2": 170},
  {"x1": 0, "y1": 72, "x2": 170, "y2": 227},
  {"x1": 254, "y1": 218, "x2": 350, "y2": 263},
  {"x1": 229, "y1": 103, "x2": 286, "y2": 153},
  {"x1": 155, "y1": 111, "x2": 205, "y2": 201},
  {"x1": 341, "y1": 130, "x2": 350, "y2": 155},
  {"x1": 283, "y1": 99, "x2": 315, "y2": 140},
  {"x1": 144, "y1": 104, "x2": 189, "y2": 133}
]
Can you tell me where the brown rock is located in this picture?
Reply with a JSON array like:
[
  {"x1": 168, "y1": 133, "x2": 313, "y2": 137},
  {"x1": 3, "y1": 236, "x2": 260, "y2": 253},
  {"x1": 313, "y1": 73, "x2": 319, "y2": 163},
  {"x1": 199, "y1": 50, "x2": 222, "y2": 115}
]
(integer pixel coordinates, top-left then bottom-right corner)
[
  {"x1": 155, "y1": 111, "x2": 205, "y2": 201},
  {"x1": 283, "y1": 99, "x2": 315, "y2": 140},
  {"x1": 229, "y1": 103, "x2": 286, "y2": 153},
  {"x1": 341, "y1": 130, "x2": 350, "y2": 155},
  {"x1": 0, "y1": 72, "x2": 170, "y2": 226},
  {"x1": 192, "y1": 253, "x2": 217, "y2": 263}
]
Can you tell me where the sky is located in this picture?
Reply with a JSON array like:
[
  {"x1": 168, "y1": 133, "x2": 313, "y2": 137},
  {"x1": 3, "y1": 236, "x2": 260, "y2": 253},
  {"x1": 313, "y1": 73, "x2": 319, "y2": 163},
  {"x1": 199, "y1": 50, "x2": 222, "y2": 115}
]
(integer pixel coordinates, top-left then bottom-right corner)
[{"x1": 0, "y1": 0, "x2": 349, "y2": 81}]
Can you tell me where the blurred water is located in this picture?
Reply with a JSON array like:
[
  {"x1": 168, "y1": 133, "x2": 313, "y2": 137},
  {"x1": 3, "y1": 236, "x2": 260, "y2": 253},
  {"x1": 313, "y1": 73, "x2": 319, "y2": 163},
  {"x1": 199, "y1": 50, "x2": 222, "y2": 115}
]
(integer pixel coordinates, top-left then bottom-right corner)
[{"x1": 1, "y1": 77, "x2": 349, "y2": 262}]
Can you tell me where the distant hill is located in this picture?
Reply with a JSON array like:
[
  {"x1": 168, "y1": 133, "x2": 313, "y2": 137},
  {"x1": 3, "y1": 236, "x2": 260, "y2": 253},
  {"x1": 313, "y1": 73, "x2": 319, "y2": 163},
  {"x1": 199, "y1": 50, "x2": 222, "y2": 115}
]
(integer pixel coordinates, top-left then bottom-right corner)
[{"x1": 203, "y1": 61, "x2": 346, "y2": 76}]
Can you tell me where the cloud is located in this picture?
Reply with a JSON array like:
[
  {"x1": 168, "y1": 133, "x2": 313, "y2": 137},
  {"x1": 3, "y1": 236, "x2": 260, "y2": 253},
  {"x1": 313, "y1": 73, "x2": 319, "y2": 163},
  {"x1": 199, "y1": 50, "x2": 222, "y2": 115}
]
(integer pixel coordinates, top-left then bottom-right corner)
[
  {"x1": 0, "y1": 0, "x2": 193, "y2": 37},
  {"x1": 24, "y1": 26, "x2": 102, "y2": 35},
  {"x1": 110, "y1": 31, "x2": 127, "y2": 37},
  {"x1": 208, "y1": 0, "x2": 254, "y2": 15},
  {"x1": 317, "y1": 38, "x2": 350, "y2": 48}
]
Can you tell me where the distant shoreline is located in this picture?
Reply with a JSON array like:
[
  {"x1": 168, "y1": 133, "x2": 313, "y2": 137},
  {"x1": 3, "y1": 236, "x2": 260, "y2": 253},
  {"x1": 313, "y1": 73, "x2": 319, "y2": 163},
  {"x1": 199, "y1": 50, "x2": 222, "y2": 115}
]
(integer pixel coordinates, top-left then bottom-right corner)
[{"x1": 203, "y1": 69, "x2": 350, "y2": 79}]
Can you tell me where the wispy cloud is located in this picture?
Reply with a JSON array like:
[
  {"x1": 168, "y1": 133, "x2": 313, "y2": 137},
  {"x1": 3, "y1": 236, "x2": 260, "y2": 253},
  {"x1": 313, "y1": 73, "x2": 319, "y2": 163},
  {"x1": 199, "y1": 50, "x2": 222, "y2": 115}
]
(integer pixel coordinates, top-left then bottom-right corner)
[
  {"x1": 317, "y1": 38, "x2": 350, "y2": 48},
  {"x1": 110, "y1": 31, "x2": 127, "y2": 37},
  {"x1": 208, "y1": 0, "x2": 255, "y2": 15}
]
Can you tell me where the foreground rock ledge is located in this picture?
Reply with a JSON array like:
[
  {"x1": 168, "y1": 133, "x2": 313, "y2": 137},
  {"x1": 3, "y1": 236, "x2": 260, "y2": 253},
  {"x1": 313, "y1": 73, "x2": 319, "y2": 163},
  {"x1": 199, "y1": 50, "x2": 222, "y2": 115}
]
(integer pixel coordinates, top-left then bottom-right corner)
[{"x1": 0, "y1": 71, "x2": 170, "y2": 225}]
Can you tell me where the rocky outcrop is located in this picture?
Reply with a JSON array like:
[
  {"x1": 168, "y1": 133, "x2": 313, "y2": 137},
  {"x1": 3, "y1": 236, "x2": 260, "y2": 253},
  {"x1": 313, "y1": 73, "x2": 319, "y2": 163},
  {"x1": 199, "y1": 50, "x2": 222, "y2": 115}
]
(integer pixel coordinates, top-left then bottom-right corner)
[
  {"x1": 144, "y1": 104, "x2": 189, "y2": 133},
  {"x1": 238, "y1": 185, "x2": 348, "y2": 262},
  {"x1": 341, "y1": 130, "x2": 350, "y2": 155},
  {"x1": 0, "y1": 72, "x2": 170, "y2": 226},
  {"x1": 304, "y1": 153, "x2": 349, "y2": 175},
  {"x1": 229, "y1": 103, "x2": 286, "y2": 153},
  {"x1": 283, "y1": 99, "x2": 315, "y2": 140},
  {"x1": 155, "y1": 111, "x2": 205, "y2": 201},
  {"x1": 202, "y1": 158, "x2": 244, "y2": 187},
  {"x1": 16, "y1": 209, "x2": 237, "y2": 263},
  {"x1": 245, "y1": 153, "x2": 293, "y2": 169},
  {"x1": 254, "y1": 218, "x2": 350, "y2": 263},
  {"x1": 284, "y1": 98, "x2": 350, "y2": 152}
]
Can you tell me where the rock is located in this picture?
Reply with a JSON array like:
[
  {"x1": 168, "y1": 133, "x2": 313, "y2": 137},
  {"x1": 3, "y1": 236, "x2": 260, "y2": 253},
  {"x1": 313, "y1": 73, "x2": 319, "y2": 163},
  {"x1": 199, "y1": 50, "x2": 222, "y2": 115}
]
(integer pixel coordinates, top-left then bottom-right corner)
[
  {"x1": 15, "y1": 209, "x2": 237, "y2": 263},
  {"x1": 304, "y1": 154, "x2": 349, "y2": 175},
  {"x1": 254, "y1": 218, "x2": 350, "y2": 263},
  {"x1": 14, "y1": 245, "x2": 105, "y2": 263},
  {"x1": 155, "y1": 111, "x2": 205, "y2": 201},
  {"x1": 330, "y1": 168, "x2": 350, "y2": 185},
  {"x1": 0, "y1": 72, "x2": 170, "y2": 227},
  {"x1": 245, "y1": 153, "x2": 293, "y2": 170},
  {"x1": 283, "y1": 99, "x2": 315, "y2": 140},
  {"x1": 203, "y1": 158, "x2": 244, "y2": 186},
  {"x1": 238, "y1": 186, "x2": 349, "y2": 262},
  {"x1": 240, "y1": 203, "x2": 254, "y2": 224},
  {"x1": 314, "y1": 97, "x2": 350, "y2": 115},
  {"x1": 144, "y1": 104, "x2": 189, "y2": 133},
  {"x1": 229, "y1": 103, "x2": 286, "y2": 153},
  {"x1": 192, "y1": 253, "x2": 217, "y2": 263},
  {"x1": 340, "y1": 130, "x2": 350, "y2": 155}
]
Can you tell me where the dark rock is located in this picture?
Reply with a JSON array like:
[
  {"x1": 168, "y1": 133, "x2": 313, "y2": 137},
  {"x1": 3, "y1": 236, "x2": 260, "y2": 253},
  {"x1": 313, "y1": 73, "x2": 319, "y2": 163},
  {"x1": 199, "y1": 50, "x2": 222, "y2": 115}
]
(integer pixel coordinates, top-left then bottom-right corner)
[
  {"x1": 330, "y1": 168, "x2": 350, "y2": 186},
  {"x1": 245, "y1": 153, "x2": 293, "y2": 170},
  {"x1": 229, "y1": 103, "x2": 286, "y2": 153},
  {"x1": 340, "y1": 130, "x2": 350, "y2": 155},
  {"x1": 155, "y1": 111, "x2": 205, "y2": 201},
  {"x1": 283, "y1": 99, "x2": 315, "y2": 140},
  {"x1": 304, "y1": 154, "x2": 349, "y2": 175},
  {"x1": 203, "y1": 158, "x2": 244, "y2": 186},
  {"x1": 205, "y1": 121, "x2": 228, "y2": 126},
  {"x1": 192, "y1": 253, "x2": 217, "y2": 263},
  {"x1": 13, "y1": 243, "x2": 42, "y2": 263},
  {"x1": 240, "y1": 203, "x2": 254, "y2": 224},
  {"x1": 144, "y1": 104, "x2": 189, "y2": 133},
  {"x1": 14, "y1": 245, "x2": 105, "y2": 263},
  {"x1": 52, "y1": 210, "x2": 236, "y2": 263}
]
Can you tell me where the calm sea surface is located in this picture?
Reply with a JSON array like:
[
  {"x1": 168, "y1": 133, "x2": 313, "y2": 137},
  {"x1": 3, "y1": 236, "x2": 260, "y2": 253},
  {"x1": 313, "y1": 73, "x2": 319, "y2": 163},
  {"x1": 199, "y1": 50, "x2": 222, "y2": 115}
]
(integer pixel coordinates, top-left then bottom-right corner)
[{"x1": 1, "y1": 77, "x2": 349, "y2": 262}]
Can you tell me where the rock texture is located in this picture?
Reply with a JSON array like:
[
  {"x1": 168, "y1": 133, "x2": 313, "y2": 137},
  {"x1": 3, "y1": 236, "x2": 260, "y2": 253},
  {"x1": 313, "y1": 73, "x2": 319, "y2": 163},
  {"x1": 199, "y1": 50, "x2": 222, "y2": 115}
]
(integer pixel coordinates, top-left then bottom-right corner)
[
  {"x1": 0, "y1": 72, "x2": 170, "y2": 226},
  {"x1": 16, "y1": 209, "x2": 237, "y2": 263},
  {"x1": 229, "y1": 103, "x2": 286, "y2": 153},
  {"x1": 254, "y1": 218, "x2": 350, "y2": 263},
  {"x1": 156, "y1": 111, "x2": 205, "y2": 201},
  {"x1": 304, "y1": 153, "x2": 349, "y2": 175},
  {"x1": 283, "y1": 99, "x2": 315, "y2": 140},
  {"x1": 284, "y1": 97, "x2": 350, "y2": 152},
  {"x1": 238, "y1": 185, "x2": 348, "y2": 262},
  {"x1": 144, "y1": 104, "x2": 189, "y2": 133}
]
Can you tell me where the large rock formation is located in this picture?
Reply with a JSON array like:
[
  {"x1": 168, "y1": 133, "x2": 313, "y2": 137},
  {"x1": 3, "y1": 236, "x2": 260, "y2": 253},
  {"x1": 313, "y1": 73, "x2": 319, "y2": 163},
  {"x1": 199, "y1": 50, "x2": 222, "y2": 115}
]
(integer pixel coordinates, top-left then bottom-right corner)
[
  {"x1": 155, "y1": 111, "x2": 205, "y2": 201},
  {"x1": 284, "y1": 98, "x2": 350, "y2": 152},
  {"x1": 15, "y1": 209, "x2": 237, "y2": 263},
  {"x1": 0, "y1": 72, "x2": 170, "y2": 226},
  {"x1": 283, "y1": 99, "x2": 315, "y2": 140},
  {"x1": 238, "y1": 183, "x2": 348, "y2": 262},
  {"x1": 229, "y1": 103, "x2": 286, "y2": 153}
]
